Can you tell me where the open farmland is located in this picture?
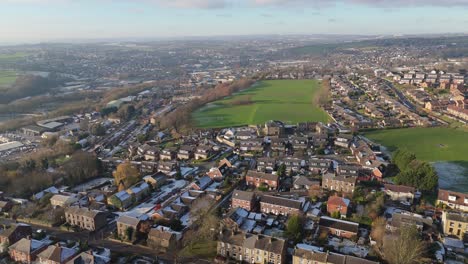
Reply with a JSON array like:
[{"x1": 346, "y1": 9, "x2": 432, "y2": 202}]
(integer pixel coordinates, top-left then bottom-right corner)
[
  {"x1": 0, "y1": 70, "x2": 18, "y2": 87},
  {"x1": 193, "y1": 80, "x2": 330, "y2": 128},
  {"x1": 0, "y1": 52, "x2": 29, "y2": 64},
  {"x1": 365, "y1": 127, "x2": 468, "y2": 192}
]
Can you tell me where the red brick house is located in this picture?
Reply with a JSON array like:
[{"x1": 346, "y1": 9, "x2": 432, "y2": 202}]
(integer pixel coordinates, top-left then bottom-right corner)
[
  {"x1": 37, "y1": 244, "x2": 78, "y2": 264},
  {"x1": 9, "y1": 238, "x2": 47, "y2": 263},
  {"x1": 245, "y1": 170, "x2": 279, "y2": 190},
  {"x1": 0, "y1": 224, "x2": 32, "y2": 248},
  {"x1": 231, "y1": 190, "x2": 256, "y2": 211},
  {"x1": 327, "y1": 196, "x2": 350, "y2": 216}
]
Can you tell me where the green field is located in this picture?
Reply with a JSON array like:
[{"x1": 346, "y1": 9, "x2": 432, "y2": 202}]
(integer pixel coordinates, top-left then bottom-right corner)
[
  {"x1": 0, "y1": 52, "x2": 29, "y2": 64},
  {"x1": 365, "y1": 127, "x2": 468, "y2": 162},
  {"x1": 0, "y1": 70, "x2": 18, "y2": 87},
  {"x1": 365, "y1": 127, "x2": 468, "y2": 192},
  {"x1": 193, "y1": 80, "x2": 330, "y2": 128}
]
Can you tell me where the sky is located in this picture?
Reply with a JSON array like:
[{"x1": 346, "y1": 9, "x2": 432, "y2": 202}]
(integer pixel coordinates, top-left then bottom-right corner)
[{"x1": 1, "y1": 0, "x2": 468, "y2": 43}]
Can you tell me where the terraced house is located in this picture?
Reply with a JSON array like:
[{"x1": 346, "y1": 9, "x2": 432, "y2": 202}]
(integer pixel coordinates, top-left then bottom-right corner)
[
  {"x1": 64, "y1": 207, "x2": 107, "y2": 231},
  {"x1": 194, "y1": 145, "x2": 213, "y2": 160},
  {"x1": 442, "y1": 211, "x2": 468, "y2": 240},
  {"x1": 217, "y1": 231, "x2": 286, "y2": 264},
  {"x1": 322, "y1": 174, "x2": 357, "y2": 194},
  {"x1": 293, "y1": 245, "x2": 379, "y2": 264},
  {"x1": 232, "y1": 190, "x2": 256, "y2": 211},
  {"x1": 308, "y1": 158, "x2": 332, "y2": 174},
  {"x1": 240, "y1": 138, "x2": 264, "y2": 152},
  {"x1": 177, "y1": 145, "x2": 195, "y2": 160},
  {"x1": 245, "y1": 171, "x2": 279, "y2": 190},
  {"x1": 256, "y1": 157, "x2": 277, "y2": 172},
  {"x1": 438, "y1": 189, "x2": 468, "y2": 212},
  {"x1": 260, "y1": 195, "x2": 303, "y2": 216}
]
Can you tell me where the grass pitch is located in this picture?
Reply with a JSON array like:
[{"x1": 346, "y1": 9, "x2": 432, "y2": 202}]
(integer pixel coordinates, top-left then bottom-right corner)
[
  {"x1": 193, "y1": 80, "x2": 330, "y2": 128},
  {"x1": 365, "y1": 127, "x2": 468, "y2": 192},
  {"x1": 364, "y1": 127, "x2": 468, "y2": 162}
]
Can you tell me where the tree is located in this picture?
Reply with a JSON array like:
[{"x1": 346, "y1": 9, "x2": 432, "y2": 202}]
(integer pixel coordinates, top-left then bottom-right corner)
[
  {"x1": 285, "y1": 214, "x2": 304, "y2": 243},
  {"x1": 185, "y1": 209, "x2": 219, "y2": 250},
  {"x1": 117, "y1": 104, "x2": 135, "y2": 120},
  {"x1": 258, "y1": 183, "x2": 269, "y2": 192},
  {"x1": 125, "y1": 227, "x2": 134, "y2": 241},
  {"x1": 113, "y1": 162, "x2": 140, "y2": 191},
  {"x1": 277, "y1": 164, "x2": 286, "y2": 177},
  {"x1": 108, "y1": 195, "x2": 123, "y2": 209},
  {"x1": 371, "y1": 217, "x2": 386, "y2": 248},
  {"x1": 90, "y1": 123, "x2": 106, "y2": 136},
  {"x1": 169, "y1": 219, "x2": 184, "y2": 232},
  {"x1": 62, "y1": 151, "x2": 100, "y2": 185},
  {"x1": 331, "y1": 211, "x2": 341, "y2": 219},
  {"x1": 100, "y1": 106, "x2": 118, "y2": 116},
  {"x1": 395, "y1": 160, "x2": 438, "y2": 191},
  {"x1": 393, "y1": 149, "x2": 416, "y2": 172},
  {"x1": 383, "y1": 225, "x2": 426, "y2": 264}
]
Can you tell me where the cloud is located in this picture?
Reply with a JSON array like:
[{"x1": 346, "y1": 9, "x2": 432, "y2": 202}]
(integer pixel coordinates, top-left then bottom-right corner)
[
  {"x1": 149, "y1": 0, "x2": 227, "y2": 9},
  {"x1": 250, "y1": 0, "x2": 468, "y2": 7},
  {"x1": 150, "y1": 0, "x2": 468, "y2": 10},
  {"x1": 5, "y1": 0, "x2": 468, "y2": 9}
]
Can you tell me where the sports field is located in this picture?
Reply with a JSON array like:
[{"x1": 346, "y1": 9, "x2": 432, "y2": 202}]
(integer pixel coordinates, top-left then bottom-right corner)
[
  {"x1": 365, "y1": 127, "x2": 468, "y2": 192},
  {"x1": 193, "y1": 80, "x2": 330, "y2": 128},
  {"x1": 0, "y1": 70, "x2": 18, "y2": 87},
  {"x1": 365, "y1": 127, "x2": 468, "y2": 162}
]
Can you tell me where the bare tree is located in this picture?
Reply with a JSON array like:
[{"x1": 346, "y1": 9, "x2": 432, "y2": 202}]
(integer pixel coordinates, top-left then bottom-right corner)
[
  {"x1": 370, "y1": 217, "x2": 386, "y2": 249},
  {"x1": 383, "y1": 225, "x2": 426, "y2": 264}
]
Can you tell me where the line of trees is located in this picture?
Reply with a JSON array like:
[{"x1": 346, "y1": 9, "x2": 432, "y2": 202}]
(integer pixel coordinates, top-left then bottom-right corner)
[
  {"x1": 0, "y1": 148, "x2": 100, "y2": 198},
  {"x1": 159, "y1": 79, "x2": 255, "y2": 132},
  {"x1": 315, "y1": 79, "x2": 331, "y2": 107},
  {"x1": 0, "y1": 74, "x2": 68, "y2": 104}
]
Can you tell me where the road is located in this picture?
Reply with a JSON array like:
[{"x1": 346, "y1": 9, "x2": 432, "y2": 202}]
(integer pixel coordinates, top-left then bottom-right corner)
[
  {"x1": 0, "y1": 218, "x2": 172, "y2": 262},
  {"x1": 380, "y1": 78, "x2": 416, "y2": 111}
]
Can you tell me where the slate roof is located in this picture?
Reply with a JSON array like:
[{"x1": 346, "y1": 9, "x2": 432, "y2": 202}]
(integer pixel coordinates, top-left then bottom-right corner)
[
  {"x1": 0, "y1": 223, "x2": 31, "y2": 239},
  {"x1": 318, "y1": 216, "x2": 359, "y2": 234},
  {"x1": 246, "y1": 171, "x2": 279, "y2": 182},
  {"x1": 66, "y1": 251, "x2": 110, "y2": 264},
  {"x1": 260, "y1": 195, "x2": 302, "y2": 210},
  {"x1": 220, "y1": 232, "x2": 286, "y2": 253},
  {"x1": 9, "y1": 238, "x2": 46, "y2": 254},
  {"x1": 293, "y1": 176, "x2": 319, "y2": 187},
  {"x1": 232, "y1": 190, "x2": 255, "y2": 202},
  {"x1": 116, "y1": 215, "x2": 141, "y2": 227},
  {"x1": 294, "y1": 245, "x2": 379, "y2": 264},
  {"x1": 37, "y1": 244, "x2": 78, "y2": 263},
  {"x1": 65, "y1": 206, "x2": 106, "y2": 219},
  {"x1": 148, "y1": 227, "x2": 177, "y2": 241}
]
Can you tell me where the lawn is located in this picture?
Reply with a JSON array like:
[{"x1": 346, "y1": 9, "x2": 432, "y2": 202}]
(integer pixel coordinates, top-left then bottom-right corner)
[
  {"x1": 365, "y1": 127, "x2": 468, "y2": 192},
  {"x1": 0, "y1": 70, "x2": 18, "y2": 87},
  {"x1": 193, "y1": 80, "x2": 330, "y2": 128},
  {"x1": 180, "y1": 240, "x2": 217, "y2": 259}
]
